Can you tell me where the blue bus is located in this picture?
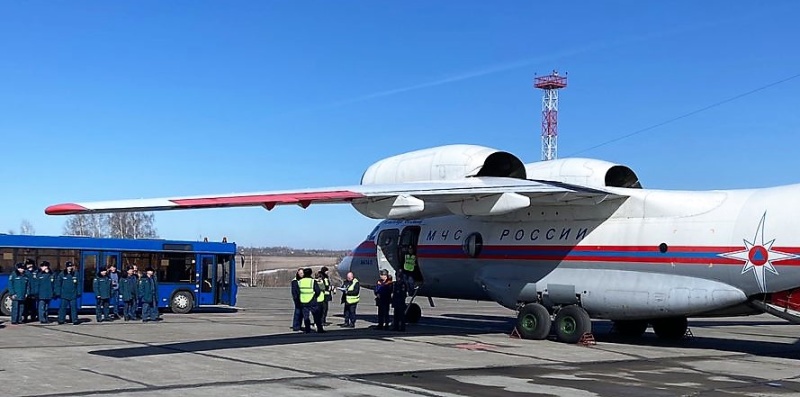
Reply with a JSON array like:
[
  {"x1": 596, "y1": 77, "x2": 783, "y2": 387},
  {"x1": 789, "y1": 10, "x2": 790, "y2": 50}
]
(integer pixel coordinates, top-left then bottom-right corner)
[{"x1": 0, "y1": 234, "x2": 237, "y2": 316}]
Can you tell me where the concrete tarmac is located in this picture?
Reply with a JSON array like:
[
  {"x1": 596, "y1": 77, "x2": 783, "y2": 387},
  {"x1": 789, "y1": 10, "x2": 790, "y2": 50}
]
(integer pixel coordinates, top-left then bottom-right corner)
[{"x1": 2, "y1": 288, "x2": 800, "y2": 396}]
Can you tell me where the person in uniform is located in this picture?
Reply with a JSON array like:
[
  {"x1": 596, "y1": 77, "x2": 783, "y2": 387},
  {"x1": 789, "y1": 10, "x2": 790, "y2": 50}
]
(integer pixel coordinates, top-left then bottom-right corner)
[
  {"x1": 392, "y1": 269, "x2": 408, "y2": 332},
  {"x1": 8, "y1": 263, "x2": 30, "y2": 325},
  {"x1": 402, "y1": 246, "x2": 419, "y2": 291},
  {"x1": 290, "y1": 268, "x2": 303, "y2": 331},
  {"x1": 373, "y1": 269, "x2": 393, "y2": 330},
  {"x1": 107, "y1": 263, "x2": 121, "y2": 319},
  {"x1": 121, "y1": 266, "x2": 139, "y2": 321},
  {"x1": 23, "y1": 259, "x2": 39, "y2": 323},
  {"x1": 36, "y1": 261, "x2": 56, "y2": 324},
  {"x1": 298, "y1": 268, "x2": 323, "y2": 333},
  {"x1": 309, "y1": 268, "x2": 326, "y2": 333},
  {"x1": 338, "y1": 271, "x2": 360, "y2": 328},
  {"x1": 138, "y1": 268, "x2": 160, "y2": 322},
  {"x1": 93, "y1": 267, "x2": 112, "y2": 322},
  {"x1": 317, "y1": 266, "x2": 333, "y2": 326},
  {"x1": 56, "y1": 261, "x2": 81, "y2": 325}
]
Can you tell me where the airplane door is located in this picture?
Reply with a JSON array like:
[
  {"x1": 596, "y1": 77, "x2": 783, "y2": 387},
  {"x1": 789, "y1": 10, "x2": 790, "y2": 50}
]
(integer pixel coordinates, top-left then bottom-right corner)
[
  {"x1": 377, "y1": 229, "x2": 400, "y2": 275},
  {"x1": 399, "y1": 226, "x2": 423, "y2": 282}
]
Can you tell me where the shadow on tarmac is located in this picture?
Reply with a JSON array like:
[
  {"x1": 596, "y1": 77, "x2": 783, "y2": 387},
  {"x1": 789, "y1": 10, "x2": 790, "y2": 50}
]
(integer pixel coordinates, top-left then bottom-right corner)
[{"x1": 87, "y1": 312, "x2": 800, "y2": 361}]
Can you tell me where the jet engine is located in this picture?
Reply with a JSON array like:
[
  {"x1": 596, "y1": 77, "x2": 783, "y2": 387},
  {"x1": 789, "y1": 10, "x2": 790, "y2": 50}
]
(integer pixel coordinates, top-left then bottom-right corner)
[
  {"x1": 525, "y1": 158, "x2": 642, "y2": 189},
  {"x1": 360, "y1": 144, "x2": 526, "y2": 185}
]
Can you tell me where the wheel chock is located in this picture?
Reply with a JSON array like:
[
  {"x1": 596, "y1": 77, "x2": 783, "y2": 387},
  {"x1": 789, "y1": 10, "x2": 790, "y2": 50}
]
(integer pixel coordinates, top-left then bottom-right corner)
[
  {"x1": 509, "y1": 327, "x2": 522, "y2": 339},
  {"x1": 578, "y1": 332, "x2": 596, "y2": 346}
]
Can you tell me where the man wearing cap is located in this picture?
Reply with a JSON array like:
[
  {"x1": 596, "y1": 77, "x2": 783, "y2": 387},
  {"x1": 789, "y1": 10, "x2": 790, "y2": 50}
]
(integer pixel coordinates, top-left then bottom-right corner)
[
  {"x1": 8, "y1": 263, "x2": 30, "y2": 325},
  {"x1": 93, "y1": 267, "x2": 112, "y2": 322},
  {"x1": 23, "y1": 259, "x2": 39, "y2": 323},
  {"x1": 120, "y1": 266, "x2": 138, "y2": 321},
  {"x1": 107, "y1": 263, "x2": 121, "y2": 320},
  {"x1": 318, "y1": 266, "x2": 333, "y2": 326},
  {"x1": 36, "y1": 261, "x2": 56, "y2": 324},
  {"x1": 138, "y1": 268, "x2": 160, "y2": 322},
  {"x1": 373, "y1": 269, "x2": 393, "y2": 330},
  {"x1": 56, "y1": 261, "x2": 81, "y2": 325}
]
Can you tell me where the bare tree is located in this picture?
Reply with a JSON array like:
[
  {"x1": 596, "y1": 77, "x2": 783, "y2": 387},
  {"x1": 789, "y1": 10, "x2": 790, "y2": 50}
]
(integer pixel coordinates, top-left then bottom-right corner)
[
  {"x1": 106, "y1": 212, "x2": 158, "y2": 239},
  {"x1": 63, "y1": 214, "x2": 106, "y2": 237},
  {"x1": 19, "y1": 219, "x2": 35, "y2": 235},
  {"x1": 63, "y1": 212, "x2": 157, "y2": 239},
  {"x1": 6, "y1": 229, "x2": 15, "y2": 235}
]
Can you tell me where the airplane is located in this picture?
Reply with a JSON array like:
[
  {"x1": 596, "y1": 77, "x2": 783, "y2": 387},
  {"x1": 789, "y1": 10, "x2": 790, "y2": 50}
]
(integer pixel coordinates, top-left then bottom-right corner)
[{"x1": 45, "y1": 144, "x2": 800, "y2": 344}]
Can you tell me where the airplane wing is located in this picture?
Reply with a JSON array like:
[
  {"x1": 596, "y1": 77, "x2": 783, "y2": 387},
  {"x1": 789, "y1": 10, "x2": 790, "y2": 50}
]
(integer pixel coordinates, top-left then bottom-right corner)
[{"x1": 45, "y1": 177, "x2": 626, "y2": 218}]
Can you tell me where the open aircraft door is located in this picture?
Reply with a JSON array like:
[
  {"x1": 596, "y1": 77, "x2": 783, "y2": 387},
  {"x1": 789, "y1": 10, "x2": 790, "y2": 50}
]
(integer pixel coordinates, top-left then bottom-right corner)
[
  {"x1": 376, "y1": 228, "x2": 399, "y2": 276},
  {"x1": 399, "y1": 226, "x2": 423, "y2": 283}
]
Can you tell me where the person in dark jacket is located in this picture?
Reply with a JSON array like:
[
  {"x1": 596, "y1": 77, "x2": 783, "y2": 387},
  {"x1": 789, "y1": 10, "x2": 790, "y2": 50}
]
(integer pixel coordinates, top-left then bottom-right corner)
[
  {"x1": 318, "y1": 266, "x2": 333, "y2": 326},
  {"x1": 392, "y1": 270, "x2": 408, "y2": 332},
  {"x1": 338, "y1": 271, "x2": 360, "y2": 328},
  {"x1": 120, "y1": 266, "x2": 138, "y2": 321},
  {"x1": 36, "y1": 261, "x2": 56, "y2": 324},
  {"x1": 93, "y1": 267, "x2": 112, "y2": 322},
  {"x1": 373, "y1": 269, "x2": 393, "y2": 330},
  {"x1": 23, "y1": 259, "x2": 38, "y2": 322},
  {"x1": 290, "y1": 268, "x2": 303, "y2": 331},
  {"x1": 56, "y1": 261, "x2": 81, "y2": 325},
  {"x1": 138, "y1": 268, "x2": 160, "y2": 322},
  {"x1": 8, "y1": 263, "x2": 29, "y2": 325},
  {"x1": 107, "y1": 263, "x2": 121, "y2": 319}
]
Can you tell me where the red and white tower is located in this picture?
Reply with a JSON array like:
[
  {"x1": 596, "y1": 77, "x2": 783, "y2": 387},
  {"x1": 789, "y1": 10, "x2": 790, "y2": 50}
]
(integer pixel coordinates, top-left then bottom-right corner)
[{"x1": 534, "y1": 70, "x2": 567, "y2": 161}]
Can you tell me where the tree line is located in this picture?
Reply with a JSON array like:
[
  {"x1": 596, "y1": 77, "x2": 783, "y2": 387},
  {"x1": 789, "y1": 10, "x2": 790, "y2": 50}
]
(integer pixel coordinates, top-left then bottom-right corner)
[{"x1": 62, "y1": 213, "x2": 158, "y2": 239}]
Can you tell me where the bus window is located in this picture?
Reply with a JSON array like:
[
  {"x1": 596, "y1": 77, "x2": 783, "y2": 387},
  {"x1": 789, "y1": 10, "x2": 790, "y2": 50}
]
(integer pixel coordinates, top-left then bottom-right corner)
[
  {"x1": 201, "y1": 256, "x2": 214, "y2": 293},
  {"x1": 38, "y1": 249, "x2": 59, "y2": 272},
  {"x1": 1, "y1": 248, "x2": 13, "y2": 273},
  {"x1": 58, "y1": 250, "x2": 79, "y2": 273},
  {"x1": 160, "y1": 253, "x2": 195, "y2": 283}
]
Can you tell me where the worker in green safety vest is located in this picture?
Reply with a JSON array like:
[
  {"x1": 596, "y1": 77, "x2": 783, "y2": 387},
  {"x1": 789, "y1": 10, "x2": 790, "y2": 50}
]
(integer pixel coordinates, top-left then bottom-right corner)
[
  {"x1": 299, "y1": 268, "x2": 324, "y2": 333},
  {"x1": 338, "y1": 271, "x2": 360, "y2": 328},
  {"x1": 402, "y1": 246, "x2": 419, "y2": 290}
]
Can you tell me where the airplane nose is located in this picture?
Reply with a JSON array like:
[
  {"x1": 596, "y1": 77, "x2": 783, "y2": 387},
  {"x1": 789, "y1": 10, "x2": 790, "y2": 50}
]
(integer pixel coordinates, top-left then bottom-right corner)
[{"x1": 337, "y1": 255, "x2": 352, "y2": 279}]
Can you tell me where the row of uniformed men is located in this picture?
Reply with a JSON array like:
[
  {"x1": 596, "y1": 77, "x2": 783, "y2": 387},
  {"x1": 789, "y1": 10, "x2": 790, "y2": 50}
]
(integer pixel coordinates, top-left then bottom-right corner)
[{"x1": 6, "y1": 260, "x2": 161, "y2": 326}]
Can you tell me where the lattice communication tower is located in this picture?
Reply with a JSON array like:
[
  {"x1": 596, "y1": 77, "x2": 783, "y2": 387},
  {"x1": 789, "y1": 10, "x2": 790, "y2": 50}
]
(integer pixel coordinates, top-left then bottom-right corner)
[{"x1": 534, "y1": 70, "x2": 567, "y2": 161}]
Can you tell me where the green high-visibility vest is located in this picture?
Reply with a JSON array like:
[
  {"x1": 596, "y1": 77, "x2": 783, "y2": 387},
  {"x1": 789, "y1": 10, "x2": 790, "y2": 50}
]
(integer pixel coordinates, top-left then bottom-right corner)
[
  {"x1": 298, "y1": 278, "x2": 315, "y2": 304},
  {"x1": 322, "y1": 278, "x2": 331, "y2": 296},
  {"x1": 403, "y1": 254, "x2": 417, "y2": 272},
  {"x1": 315, "y1": 279, "x2": 325, "y2": 302},
  {"x1": 345, "y1": 279, "x2": 360, "y2": 304}
]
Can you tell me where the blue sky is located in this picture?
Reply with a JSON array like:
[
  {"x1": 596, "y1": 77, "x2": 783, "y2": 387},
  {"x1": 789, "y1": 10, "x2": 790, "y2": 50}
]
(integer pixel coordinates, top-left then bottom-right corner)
[{"x1": 1, "y1": 2, "x2": 798, "y2": 249}]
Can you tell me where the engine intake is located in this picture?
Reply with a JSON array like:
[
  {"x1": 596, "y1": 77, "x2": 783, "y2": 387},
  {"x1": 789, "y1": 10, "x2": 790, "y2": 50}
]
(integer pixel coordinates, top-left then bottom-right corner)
[
  {"x1": 525, "y1": 158, "x2": 642, "y2": 189},
  {"x1": 360, "y1": 144, "x2": 526, "y2": 185}
]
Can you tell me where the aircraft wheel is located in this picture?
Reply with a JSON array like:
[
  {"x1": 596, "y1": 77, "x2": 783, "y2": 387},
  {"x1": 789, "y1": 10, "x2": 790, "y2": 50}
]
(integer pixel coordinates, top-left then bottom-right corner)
[
  {"x1": 516, "y1": 303, "x2": 551, "y2": 340},
  {"x1": 613, "y1": 320, "x2": 648, "y2": 338},
  {"x1": 651, "y1": 317, "x2": 688, "y2": 340},
  {"x1": 554, "y1": 305, "x2": 592, "y2": 344},
  {"x1": 406, "y1": 303, "x2": 421, "y2": 323}
]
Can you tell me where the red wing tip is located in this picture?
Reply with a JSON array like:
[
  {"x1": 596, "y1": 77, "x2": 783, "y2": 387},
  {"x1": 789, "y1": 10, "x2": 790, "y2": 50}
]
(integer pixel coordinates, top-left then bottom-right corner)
[{"x1": 45, "y1": 203, "x2": 89, "y2": 215}]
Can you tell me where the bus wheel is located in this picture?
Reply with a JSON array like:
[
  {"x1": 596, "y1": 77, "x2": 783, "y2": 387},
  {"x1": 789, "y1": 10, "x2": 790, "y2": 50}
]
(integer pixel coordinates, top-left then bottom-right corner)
[
  {"x1": 170, "y1": 291, "x2": 194, "y2": 314},
  {"x1": 1, "y1": 292, "x2": 10, "y2": 316},
  {"x1": 406, "y1": 303, "x2": 421, "y2": 323}
]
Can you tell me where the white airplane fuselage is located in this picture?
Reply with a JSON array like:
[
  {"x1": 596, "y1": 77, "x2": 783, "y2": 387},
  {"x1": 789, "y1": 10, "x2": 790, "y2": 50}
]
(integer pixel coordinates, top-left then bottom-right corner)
[{"x1": 341, "y1": 183, "x2": 800, "y2": 321}]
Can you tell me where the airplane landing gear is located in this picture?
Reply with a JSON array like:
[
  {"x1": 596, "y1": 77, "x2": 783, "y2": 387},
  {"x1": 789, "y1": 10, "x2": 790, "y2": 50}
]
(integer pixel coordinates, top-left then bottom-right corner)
[
  {"x1": 651, "y1": 317, "x2": 688, "y2": 340},
  {"x1": 516, "y1": 303, "x2": 551, "y2": 340},
  {"x1": 612, "y1": 320, "x2": 648, "y2": 338},
  {"x1": 554, "y1": 305, "x2": 592, "y2": 344},
  {"x1": 406, "y1": 303, "x2": 421, "y2": 323}
]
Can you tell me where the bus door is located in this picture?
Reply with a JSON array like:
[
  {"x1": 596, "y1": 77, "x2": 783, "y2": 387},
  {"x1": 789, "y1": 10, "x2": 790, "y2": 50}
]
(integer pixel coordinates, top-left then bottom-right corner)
[
  {"x1": 198, "y1": 255, "x2": 216, "y2": 305},
  {"x1": 81, "y1": 251, "x2": 99, "y2": 307},
  {"x1": 102, "y1": 252, "x2": 121, "y2": 310},
  {"x1": 216, "y1": 255, "x2": 232, "y2": 305}
]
